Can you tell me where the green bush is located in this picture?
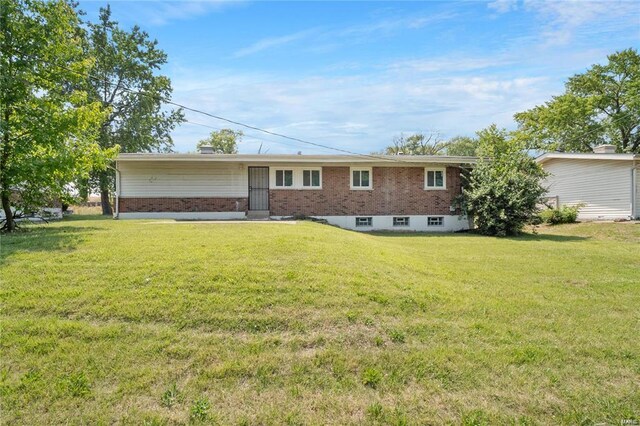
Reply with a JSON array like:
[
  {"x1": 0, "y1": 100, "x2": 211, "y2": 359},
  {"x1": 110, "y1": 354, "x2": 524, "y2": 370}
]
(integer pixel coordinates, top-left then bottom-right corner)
[
  {"x1": 461, "y1": 125, "x2": 548, "y2": 236},
  {"x1": 539, "y1": 205, "x2": 580, "y2": 225}
]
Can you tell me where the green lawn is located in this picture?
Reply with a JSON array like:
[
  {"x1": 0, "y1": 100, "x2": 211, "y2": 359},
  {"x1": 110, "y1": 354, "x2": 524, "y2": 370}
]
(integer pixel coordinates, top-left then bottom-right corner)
[{"x1": 1, "y1": 217, "x2": 639, "y2": 425}]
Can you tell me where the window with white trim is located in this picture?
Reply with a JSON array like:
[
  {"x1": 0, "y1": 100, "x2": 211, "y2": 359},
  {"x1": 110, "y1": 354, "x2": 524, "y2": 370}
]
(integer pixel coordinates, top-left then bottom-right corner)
[
  {"x1": 427, "y1": 216, "x2": 444, "y2": 227},
  {"x1": 355, "y1": 217, "x2": 372, "y2": 227},
  {"x1": 393, "y1": 217, "x2": 410, "y2": 226},
  {"x1": 425, "y1": 168, "x2": 446, "y2": 189},
  {"x1": 275, "y1": 169, "x2": 293, "y2": 187},
  {"x1": 351, "y1": 168, "x2": 372, "y2": 189},
  {"x1": 302, "y1": 169, "x2": 321, "y2": 188}
]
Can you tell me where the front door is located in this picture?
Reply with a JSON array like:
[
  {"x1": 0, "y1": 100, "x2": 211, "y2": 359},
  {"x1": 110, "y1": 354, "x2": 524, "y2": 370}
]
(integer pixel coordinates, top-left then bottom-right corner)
[{"x1": 248, "y1": 167, "x2": 269, "y2": 211}]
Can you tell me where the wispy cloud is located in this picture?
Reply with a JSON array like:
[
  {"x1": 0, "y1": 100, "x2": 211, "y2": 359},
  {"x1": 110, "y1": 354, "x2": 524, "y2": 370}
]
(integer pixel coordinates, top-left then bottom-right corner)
[
  {"x1": 232, "y1": 11, "x2": 457, "y2": 58},
  {"x1": 115, "y1": 1, "x2": 241, "y2": 26},
  {"x1": 234, "y1": 29, "x2": 320, "y2": 57},
  {"x1": 487, "y1": 0, "x2": 518, "y2": 14},
  {"x1": 387, "y1": 55, "x2": 513, "y2": 74},
  {"x1": 168, "y1": 66, "x2": 554, "y2": 154},
  {"x1": 526, "y1": 0, "x2": 639, "y2": 46},
  {"x1": 487, "y1": 0, "x2": 639, "y2": 46}
]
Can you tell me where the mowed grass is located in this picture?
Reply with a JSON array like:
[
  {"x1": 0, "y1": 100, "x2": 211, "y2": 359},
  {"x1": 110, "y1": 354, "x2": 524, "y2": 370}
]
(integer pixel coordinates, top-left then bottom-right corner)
[{"x1": 1, "y1": 217, "x2": 639, "y2": 425}]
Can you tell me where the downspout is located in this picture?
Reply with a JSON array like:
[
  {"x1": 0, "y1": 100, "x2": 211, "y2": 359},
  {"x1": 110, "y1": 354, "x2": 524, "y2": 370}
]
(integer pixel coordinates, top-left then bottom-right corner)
[
  {"x1": 632, "y1": 159, "x2": 639, "y2": 220},
  {"x1": 107, "y1": 162, "x2": 121, "y2": 219}
]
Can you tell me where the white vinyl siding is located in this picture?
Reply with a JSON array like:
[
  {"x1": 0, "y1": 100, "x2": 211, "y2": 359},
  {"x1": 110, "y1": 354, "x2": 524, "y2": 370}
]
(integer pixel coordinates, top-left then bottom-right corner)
[
  {"x1": 543, "y1": 159, "x2": 633, "y2": 220},
  {"x1": 118, "y1": 161, "x2": 247, "y2": 197}
]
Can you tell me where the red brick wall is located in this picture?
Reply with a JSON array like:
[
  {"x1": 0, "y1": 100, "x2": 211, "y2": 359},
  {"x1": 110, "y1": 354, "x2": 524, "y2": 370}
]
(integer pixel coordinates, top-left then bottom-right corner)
[
  {"x1": 119, "y1": 197, "x2": 247, "y2": 213},
  {"x1": 269, "y1": 166, "x2": 462, "y2": 216}
]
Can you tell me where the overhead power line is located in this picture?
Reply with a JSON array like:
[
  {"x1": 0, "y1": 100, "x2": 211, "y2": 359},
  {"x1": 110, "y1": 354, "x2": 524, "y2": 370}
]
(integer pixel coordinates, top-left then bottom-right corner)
[{"x1": 6, "y1": 45, "x2": 407, "y2": 162}]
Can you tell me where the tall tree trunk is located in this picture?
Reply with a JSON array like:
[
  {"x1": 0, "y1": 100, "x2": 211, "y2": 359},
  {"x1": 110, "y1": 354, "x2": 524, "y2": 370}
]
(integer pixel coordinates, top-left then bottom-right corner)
[
  {"x1": 99, "y1": 171, "x2": 113, "y2": 216},
  {"x1": 1, "y1": 101, "x2": 15, "y2": 231},
  {"x1": 1, "y1": 191, "x2": 15, "y2": 232}
]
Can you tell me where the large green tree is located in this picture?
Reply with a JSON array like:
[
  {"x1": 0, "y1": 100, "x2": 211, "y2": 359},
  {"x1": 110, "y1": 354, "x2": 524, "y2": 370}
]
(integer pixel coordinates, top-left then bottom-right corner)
[
  {"x1": 383, "y1": 133, "x2": 446, "y2": 155},
  {"x1": 0, "y1": 0, "x2": 111, "y2": 232},
  {"x1": 515, "y1": 48, "x2": 640, "y2": 153},
  {"x1": 445, "y1": 136, "x2": 479, "y2": 156},
  {"x1": 462, "y1": 125, "x2": 547, "y2": 236},
  {"x1": 85, "y1": 6, "x2": 184, "y2": 215},
  {"x1": 196, "y1": 129, "x2": 242, "y2": 153}
]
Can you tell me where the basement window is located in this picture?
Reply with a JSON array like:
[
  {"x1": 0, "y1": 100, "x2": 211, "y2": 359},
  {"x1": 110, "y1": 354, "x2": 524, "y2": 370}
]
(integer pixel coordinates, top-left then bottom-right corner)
[
  {"x1": 355, "y1": 217, "x2": 373, "y2": 227},
  {"x1": 275, "y1": 169, "x2": 293, "y2": 187},
  {"x1": 427, "y1": 216, "x2": 444, "y2": 227},
  {"x1": 393, "y1": 217, "x2": 410, "y2": 227}
]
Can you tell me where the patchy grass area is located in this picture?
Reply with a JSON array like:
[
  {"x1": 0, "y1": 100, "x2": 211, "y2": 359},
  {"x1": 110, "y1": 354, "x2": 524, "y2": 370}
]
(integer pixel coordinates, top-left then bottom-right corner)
[{"x1": 1, "y1": 218, "x2": 638, "y2": 424}]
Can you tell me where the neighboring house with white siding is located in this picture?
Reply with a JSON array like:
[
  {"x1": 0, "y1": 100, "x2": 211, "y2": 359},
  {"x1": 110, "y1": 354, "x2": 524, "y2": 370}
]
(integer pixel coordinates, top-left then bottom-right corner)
[
  {"x1": 115, "y1": 153, "x2": 476, "y2": 231},
  {"x1": 536, "y1": 145, "x2": 640, "y2": 220}
]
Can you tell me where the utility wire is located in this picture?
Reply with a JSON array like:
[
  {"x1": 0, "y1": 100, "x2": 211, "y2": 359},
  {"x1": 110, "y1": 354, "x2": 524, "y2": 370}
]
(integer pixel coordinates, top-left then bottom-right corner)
[
  {"x1": 6, "y1": 45, "x2": 408, "y2": 162},
  {"x1": 6, "y1": 44, "x2": 639, "y2": 157}
]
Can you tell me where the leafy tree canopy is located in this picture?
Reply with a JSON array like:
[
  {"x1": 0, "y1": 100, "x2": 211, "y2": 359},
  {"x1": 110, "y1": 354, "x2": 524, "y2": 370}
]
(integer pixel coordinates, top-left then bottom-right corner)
[
  {"x1": 515, "y1": 48, "x2": 640, "y2": 153},
  {"x1": 0, "y1": 0, "x2": 113, "y2": 232},
  {"x1": 84, "y1": 5, "x2": 184, "y2": 214},
  {"x1": 382, "y1": 133, "x2": 446, "y2": 155},
  {"x1": 461, "y1": 125, "x2": 547, "y2": 236},
  {"x1": 445, "y1": 136, "x2": 479, "y2": 156},
  {"x1": 197, "y1": 129, "x2": 242, "y2": 154}
]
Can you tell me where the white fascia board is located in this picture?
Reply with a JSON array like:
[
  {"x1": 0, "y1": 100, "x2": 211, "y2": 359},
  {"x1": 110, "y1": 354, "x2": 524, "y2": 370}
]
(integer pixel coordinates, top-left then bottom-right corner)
[
  {"x1": 116, "y1": 153, "x2": 478, "y2": 166},
  {"x1": 536, "y1": 153, "x2": 638, "y2": 164}
]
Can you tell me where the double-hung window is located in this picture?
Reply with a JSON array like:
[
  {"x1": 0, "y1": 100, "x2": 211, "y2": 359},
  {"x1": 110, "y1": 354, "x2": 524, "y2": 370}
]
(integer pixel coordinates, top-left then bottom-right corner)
[
  {"x1": 302, "y1": 169, "x2": 321, "y2": 188},
  {"x1": 351, "y1": 168, "x2": 372, "y2": 189},
  {"x1": 425, "y1": 168, "x2": 446, "y2": 189},
  {"x1": 275, "y1": 169, "x2": 293, "y2": 187}
]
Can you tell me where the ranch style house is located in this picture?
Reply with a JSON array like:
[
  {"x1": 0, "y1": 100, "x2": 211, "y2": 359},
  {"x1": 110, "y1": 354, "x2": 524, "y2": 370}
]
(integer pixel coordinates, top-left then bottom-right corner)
[{"x1": 115, "y1": 152, "x2": 477, "y2": 232}]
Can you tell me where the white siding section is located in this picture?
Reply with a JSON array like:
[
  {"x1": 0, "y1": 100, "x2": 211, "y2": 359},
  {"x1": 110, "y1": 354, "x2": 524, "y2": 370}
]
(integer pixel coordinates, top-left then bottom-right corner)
[
  {"x1": 543, "y1": 159, "x2": 633, "y2": 220},
  {"x1": 118, "y1": 161, "x2": 247, "y2": 197}
]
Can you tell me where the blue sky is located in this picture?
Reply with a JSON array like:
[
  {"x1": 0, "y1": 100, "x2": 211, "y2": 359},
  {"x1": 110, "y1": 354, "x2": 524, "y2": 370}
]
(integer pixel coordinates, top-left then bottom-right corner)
[{"x1": 78, "y1": 0, "x2": 640, "y2": 154}]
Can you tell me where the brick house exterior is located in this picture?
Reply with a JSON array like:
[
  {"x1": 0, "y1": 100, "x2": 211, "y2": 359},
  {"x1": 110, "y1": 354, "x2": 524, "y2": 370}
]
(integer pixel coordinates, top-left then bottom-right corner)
[
  {"x1": 269, "y1": 166, "x2": 462, "y2": 216},
  {"x1": 115, "y1": 154, "x2": 475, "y2": 231}
]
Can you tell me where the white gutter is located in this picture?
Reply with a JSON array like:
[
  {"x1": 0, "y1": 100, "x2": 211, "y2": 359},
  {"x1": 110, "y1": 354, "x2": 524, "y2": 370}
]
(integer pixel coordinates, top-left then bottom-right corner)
[{"x1": 116, "y1": 153, "x2": 478, "y2": 165}]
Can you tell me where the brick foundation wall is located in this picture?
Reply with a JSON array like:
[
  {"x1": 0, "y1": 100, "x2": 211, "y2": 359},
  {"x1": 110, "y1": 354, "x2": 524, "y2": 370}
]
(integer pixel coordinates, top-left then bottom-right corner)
[
  {"x1": 119, "y1": 197, "x2": 248, "y2": 213},
  {"x1": 269, "y1": 166, "x2": 462, "y2": 216}
]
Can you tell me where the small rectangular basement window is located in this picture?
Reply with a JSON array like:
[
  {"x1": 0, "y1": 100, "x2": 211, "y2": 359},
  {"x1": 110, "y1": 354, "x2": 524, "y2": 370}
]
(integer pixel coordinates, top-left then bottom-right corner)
[
  {"x1": 275, "y1": 169, "x2": 293, "y2": 187},
  {"x1": 393, "y1": 217, "x2": 410, "y2": 226},
  {"x1": 355, "y1": 217, "x2": 372, "y2": 227},
  {"x1": 427, "y1": 216, "x2": 444, "y2": 227}
]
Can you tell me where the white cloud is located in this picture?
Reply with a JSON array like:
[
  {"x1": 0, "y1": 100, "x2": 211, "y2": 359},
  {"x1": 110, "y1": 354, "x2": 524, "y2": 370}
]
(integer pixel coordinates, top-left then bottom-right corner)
[
  {"x1": 491, "y1": 0, "x2": 639, "y2": 46},
  {"x1": 234, "y1": 29, "x2": 320, "y2": 57},
  {"x1": 167, "y1": 66, "x2": 554, "y2": 154},
  {"x1": 488, "y1": 0, "x2": 518, "y2": 14},
  {"x1": 114, "y1": 1, "x2": 241, "y2": 26},
  {"x1": 232, "y1": 11, "x2": 458, "y2": 58}
]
